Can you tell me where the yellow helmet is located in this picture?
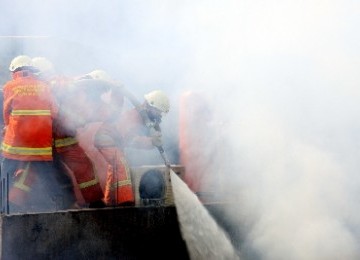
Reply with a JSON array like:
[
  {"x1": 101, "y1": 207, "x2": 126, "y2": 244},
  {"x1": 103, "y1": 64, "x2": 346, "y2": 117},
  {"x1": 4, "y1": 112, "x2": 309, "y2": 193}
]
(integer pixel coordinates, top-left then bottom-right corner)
[
  {"x1": 9, "y1": 55, "x2": 32, "y2": 72},
  {"x1": 32, "y1": 57, "x2": 54, "y2": 74},
  {"x1": 144, "y1": 90, "x2": 170, "y2": 114},
  {"x1": 86, "y1": 70, "x2": 111, "y2": 81}
]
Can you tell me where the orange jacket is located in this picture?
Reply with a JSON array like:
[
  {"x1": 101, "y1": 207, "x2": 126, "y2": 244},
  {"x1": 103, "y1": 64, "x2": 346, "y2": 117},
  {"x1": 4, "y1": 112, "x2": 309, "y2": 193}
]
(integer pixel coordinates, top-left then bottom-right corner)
[{"x1": 2, "y1": 70, "x2": 58, "y2": 161}]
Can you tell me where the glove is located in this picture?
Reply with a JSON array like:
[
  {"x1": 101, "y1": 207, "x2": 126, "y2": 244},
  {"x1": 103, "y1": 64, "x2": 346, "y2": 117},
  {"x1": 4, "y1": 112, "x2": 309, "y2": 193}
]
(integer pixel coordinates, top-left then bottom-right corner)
[{"x1": 150, "y1": 130, "x2": 163, "y2": 147}]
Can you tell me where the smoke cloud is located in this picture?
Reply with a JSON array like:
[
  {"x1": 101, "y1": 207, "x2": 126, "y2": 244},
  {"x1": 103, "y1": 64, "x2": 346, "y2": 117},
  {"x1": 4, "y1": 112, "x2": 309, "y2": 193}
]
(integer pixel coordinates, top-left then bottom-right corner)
[{"x1": 1, "y1": 0, "x2": 360, "y2": 259}]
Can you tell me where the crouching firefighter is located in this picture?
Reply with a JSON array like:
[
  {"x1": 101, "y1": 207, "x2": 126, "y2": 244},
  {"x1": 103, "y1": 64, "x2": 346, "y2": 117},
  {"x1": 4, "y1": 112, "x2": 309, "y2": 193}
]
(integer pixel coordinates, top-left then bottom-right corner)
[
  {"x1": 76, "y1": 70, "x2": 135, "y2": 206},
  {"x1": 96, "y1": 89, "x2": 171, "y2": 206}
]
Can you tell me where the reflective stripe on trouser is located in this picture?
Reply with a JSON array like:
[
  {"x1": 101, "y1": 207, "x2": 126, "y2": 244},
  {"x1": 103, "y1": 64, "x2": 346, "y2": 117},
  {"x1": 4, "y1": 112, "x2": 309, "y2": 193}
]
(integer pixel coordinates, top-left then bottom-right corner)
[
  {"x1": 57, "y1": 144, "x2": 104, "y2": 203},
  {"x1": 3, "y1": 160, "x2": 63, "y2": 212},
  {"x1": 98, "y1": 147, "x2": 134, "y2": 206},
  {"x1": 54, "y1": 137, "x2": 78, "y2": 148},
  {"x1": 9, "y1": 162, "x2": 33, "y2": 206}
]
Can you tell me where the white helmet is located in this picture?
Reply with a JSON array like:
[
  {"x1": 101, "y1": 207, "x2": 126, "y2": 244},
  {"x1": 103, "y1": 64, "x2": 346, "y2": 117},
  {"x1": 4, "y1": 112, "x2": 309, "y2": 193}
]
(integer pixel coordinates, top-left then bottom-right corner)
[
  {"x1": 32, "y1": 57, "x2": 54, "y2": 74},
  {"x1": 86, "y1": 70, "x2": 112, "y2": 81},
  {"x1": 144, "y1": 90, "x2": 170, "y2": 114},
  {"x1": 9, "y1": 55, "x2": 32, "y2": 72}
]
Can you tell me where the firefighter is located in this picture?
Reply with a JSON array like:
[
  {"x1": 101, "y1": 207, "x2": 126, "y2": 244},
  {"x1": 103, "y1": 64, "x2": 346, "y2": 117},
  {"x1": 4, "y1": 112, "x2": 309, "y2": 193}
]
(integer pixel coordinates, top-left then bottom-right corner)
[
  {"x1": 1, "y1": 55, "x2": 62, "y2": 213},
  {"x1": 115, "y1": 90, "x2": 170, "y2": 151},
  {"x1": 76, "y1": 70, "x2": 135, "y2": 206},
  {"x1": 95, "y1": 89, "x2": 171, "y2": 205},
  {"x1": 32, "y1": 57, "x2": 105, "y2": 208},
  {"x1": 179, "y1": 90, "x2": 226, "y2": 198}
]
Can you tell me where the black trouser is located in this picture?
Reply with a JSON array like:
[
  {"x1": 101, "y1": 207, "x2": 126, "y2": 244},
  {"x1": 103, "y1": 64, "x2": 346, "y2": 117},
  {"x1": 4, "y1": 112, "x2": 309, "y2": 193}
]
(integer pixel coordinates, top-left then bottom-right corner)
[{"x1": 0, "y1": 158, "x2": 73, "y2": 214}]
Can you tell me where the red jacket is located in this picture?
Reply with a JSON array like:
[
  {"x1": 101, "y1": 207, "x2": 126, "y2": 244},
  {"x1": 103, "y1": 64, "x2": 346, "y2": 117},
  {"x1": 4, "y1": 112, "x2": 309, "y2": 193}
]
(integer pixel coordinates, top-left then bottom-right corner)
[{"x1": 2, "y1": 70, "x2": 58, "y2": 161}]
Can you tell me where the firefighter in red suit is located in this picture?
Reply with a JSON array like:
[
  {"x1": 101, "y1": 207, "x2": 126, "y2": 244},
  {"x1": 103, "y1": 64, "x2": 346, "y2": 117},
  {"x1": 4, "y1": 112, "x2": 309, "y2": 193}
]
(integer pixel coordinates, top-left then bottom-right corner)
[
  {"x1": 115, "y1": 90, "x2": 169, "y2": 150},
  {"x1": 31, "y1": 57, "x2": 105, "y2": 208},
  {"x1": 1, "y1": 55, "x2": 62, "y2": 213},
  {"x1": 75, "y1": 71, "x2": 135, "y2": 206},
  {"x1": 94, "y1": 89, "x2": 170, "y2": 205}
]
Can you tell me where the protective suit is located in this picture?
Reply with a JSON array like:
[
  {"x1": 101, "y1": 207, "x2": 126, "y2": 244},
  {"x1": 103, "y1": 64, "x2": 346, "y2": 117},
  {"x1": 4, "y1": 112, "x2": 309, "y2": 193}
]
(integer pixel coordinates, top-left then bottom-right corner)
[
  {"x1": 1, "y1": 65, "x2": 61, "y2": 213},
  {"x1": 50, "y1": 76, "x2": 105, "y2": 207},
  {"x1": 73, "y1": 76, "x2": 135, "y2": 206}
]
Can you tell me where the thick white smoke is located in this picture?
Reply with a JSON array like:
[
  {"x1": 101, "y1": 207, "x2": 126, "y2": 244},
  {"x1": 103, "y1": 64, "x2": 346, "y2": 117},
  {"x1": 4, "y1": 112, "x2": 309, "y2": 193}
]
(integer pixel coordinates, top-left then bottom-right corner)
[{"x1": 1, "y1": 0, "x2": 360, "y2": 259}]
